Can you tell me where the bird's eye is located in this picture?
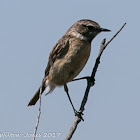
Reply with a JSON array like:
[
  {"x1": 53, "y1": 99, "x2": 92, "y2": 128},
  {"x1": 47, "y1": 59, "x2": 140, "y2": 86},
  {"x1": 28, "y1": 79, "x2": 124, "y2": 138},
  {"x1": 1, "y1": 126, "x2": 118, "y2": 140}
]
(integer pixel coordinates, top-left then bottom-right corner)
[
  {"x1": 82, "y1": 24, "x2": 94, "y2": 30},
  {"x1": 87, "y1": 26, "x2": 93, "y2": 30},
  {"x1": 82, "y1": 24, "x2": 87, "y2": 27}
]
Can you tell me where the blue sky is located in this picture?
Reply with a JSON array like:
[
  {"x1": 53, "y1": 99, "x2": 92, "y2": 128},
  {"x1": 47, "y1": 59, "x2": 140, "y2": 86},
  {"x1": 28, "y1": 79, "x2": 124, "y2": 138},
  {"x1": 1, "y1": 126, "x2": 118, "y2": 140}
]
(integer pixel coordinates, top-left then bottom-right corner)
[{"x1": 0, "y1": 0, "x2": 140, "y2": 140}]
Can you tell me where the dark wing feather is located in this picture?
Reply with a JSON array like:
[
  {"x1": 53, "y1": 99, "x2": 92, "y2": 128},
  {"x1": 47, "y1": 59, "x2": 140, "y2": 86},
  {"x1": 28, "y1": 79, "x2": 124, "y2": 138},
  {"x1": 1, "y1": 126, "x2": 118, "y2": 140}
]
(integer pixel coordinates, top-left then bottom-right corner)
[
  {"x1": 28, "y1": 36, "x2": 70, "y2": 106},
  {"x1": 44, "y1": 35, "x2": 70, "y2": 76}
]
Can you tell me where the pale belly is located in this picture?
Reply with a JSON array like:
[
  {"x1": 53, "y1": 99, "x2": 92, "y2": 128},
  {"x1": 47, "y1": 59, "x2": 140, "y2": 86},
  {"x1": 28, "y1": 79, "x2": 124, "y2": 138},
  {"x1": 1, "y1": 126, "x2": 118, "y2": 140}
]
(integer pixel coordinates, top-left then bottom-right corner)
[{"x1": 48, "y1": 41, "x2": 91, "y2": 85}]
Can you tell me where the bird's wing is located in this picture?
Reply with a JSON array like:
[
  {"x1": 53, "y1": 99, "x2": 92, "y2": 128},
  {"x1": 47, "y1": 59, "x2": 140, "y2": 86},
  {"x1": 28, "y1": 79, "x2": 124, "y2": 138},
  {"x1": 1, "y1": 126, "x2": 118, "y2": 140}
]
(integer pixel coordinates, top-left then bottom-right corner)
[{"x1": 44, "y1": 35, "x2": 70, "y2": 76}]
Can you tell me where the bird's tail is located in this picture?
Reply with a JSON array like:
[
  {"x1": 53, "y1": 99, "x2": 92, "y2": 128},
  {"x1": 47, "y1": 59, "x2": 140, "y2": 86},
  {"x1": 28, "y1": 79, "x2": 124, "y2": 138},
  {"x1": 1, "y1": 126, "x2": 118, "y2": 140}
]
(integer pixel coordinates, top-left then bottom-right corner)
[
  {"x1": 28, "y1": 79, "x2": 56, "y2": 106},
  {"x1": 27, "y1": 85, "x2": 45, "y2": 106}
]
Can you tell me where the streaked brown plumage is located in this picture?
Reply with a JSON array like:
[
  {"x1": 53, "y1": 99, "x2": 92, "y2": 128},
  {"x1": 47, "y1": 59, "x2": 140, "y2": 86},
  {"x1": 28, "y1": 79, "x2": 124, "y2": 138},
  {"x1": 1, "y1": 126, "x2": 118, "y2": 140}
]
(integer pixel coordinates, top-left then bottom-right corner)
[{"x1": 28, "y1": 19, "x2": 110, "y2": 106}]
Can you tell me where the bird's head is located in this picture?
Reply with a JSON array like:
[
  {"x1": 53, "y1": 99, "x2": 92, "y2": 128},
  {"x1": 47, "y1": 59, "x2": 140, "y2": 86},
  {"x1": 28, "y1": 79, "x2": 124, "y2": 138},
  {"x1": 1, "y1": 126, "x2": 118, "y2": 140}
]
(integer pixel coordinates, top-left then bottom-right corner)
[{"x1": 67, "y1": 19, "x2": 110, "y2": 42}]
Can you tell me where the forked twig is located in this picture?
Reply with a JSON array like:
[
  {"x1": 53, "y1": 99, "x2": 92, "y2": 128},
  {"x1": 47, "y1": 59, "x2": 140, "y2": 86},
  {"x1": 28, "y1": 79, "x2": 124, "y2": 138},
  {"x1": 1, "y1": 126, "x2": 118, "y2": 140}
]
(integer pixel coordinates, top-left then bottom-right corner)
[{"x1": 65, "y1": 23, "x2": 126, "y2": 140}]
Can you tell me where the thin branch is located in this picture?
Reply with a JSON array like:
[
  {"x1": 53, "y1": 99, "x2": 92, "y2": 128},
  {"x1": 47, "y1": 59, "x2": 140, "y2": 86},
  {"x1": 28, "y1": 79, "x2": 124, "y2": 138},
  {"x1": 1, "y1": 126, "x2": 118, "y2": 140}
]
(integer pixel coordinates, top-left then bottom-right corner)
[
  {"x1": 65, "y1": 23, "x2": 126, "y2": 140},
  {"x1": 104, "y1": 23, "x2": 126, "y2": 48},
  {"x1": 65, "y1": 117, "x2": 81, "y2": 140},
  {"x1": 33, "y1": 83, "x2": 42, "y2": 140}
]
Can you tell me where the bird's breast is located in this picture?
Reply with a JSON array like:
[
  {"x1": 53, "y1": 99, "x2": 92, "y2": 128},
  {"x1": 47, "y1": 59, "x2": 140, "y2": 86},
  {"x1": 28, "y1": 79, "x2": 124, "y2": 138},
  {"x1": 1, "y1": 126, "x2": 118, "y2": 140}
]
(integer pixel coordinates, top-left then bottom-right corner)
[{"x1": 48, "y1": 39, "x2": 91, "y2": 85}]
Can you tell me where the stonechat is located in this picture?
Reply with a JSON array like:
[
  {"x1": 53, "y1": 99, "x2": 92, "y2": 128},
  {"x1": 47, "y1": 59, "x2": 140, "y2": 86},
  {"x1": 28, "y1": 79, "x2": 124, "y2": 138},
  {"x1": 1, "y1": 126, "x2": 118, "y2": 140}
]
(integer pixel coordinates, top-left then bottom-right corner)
[{"x1": 28, "y1": 19, "x2": 110, "y2": 106}]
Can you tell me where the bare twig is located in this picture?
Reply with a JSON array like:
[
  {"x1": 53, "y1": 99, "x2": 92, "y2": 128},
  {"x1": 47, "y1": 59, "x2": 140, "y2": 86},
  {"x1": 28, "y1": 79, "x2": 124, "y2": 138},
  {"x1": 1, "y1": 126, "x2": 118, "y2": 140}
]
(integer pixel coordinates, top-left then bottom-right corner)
[
  {"x1": 65, "y1": 23, "x2": 126, "y2": 140},
  {"x1": 33, "y1": 84, "x2": 42, "y2": 140},
  {"x1": 65, "y1": 116, "x2": 81, "y2": 140}
]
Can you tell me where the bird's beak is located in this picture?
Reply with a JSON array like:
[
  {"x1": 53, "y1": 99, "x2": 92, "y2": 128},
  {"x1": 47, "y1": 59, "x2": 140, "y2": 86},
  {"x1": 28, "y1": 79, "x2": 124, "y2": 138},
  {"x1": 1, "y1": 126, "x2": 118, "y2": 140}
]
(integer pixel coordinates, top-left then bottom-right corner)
[{"x1": 101, "y1": 28, "x2": 111, "y2": 32}]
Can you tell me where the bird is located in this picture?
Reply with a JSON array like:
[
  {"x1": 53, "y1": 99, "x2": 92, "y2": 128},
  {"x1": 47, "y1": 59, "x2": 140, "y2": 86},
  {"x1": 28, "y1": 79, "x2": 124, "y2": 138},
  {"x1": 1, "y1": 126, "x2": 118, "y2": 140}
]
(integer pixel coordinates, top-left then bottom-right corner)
[{"x1": 28, "y1": 19, "x2": 110, "y2": 107}]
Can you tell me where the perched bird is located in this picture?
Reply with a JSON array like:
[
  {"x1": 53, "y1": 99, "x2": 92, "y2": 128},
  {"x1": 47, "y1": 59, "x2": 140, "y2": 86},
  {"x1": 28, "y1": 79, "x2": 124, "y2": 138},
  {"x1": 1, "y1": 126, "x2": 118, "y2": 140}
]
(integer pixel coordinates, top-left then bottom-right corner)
[{"x1": 28, "y1": 19, "x2": 110, "y2": 106}]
